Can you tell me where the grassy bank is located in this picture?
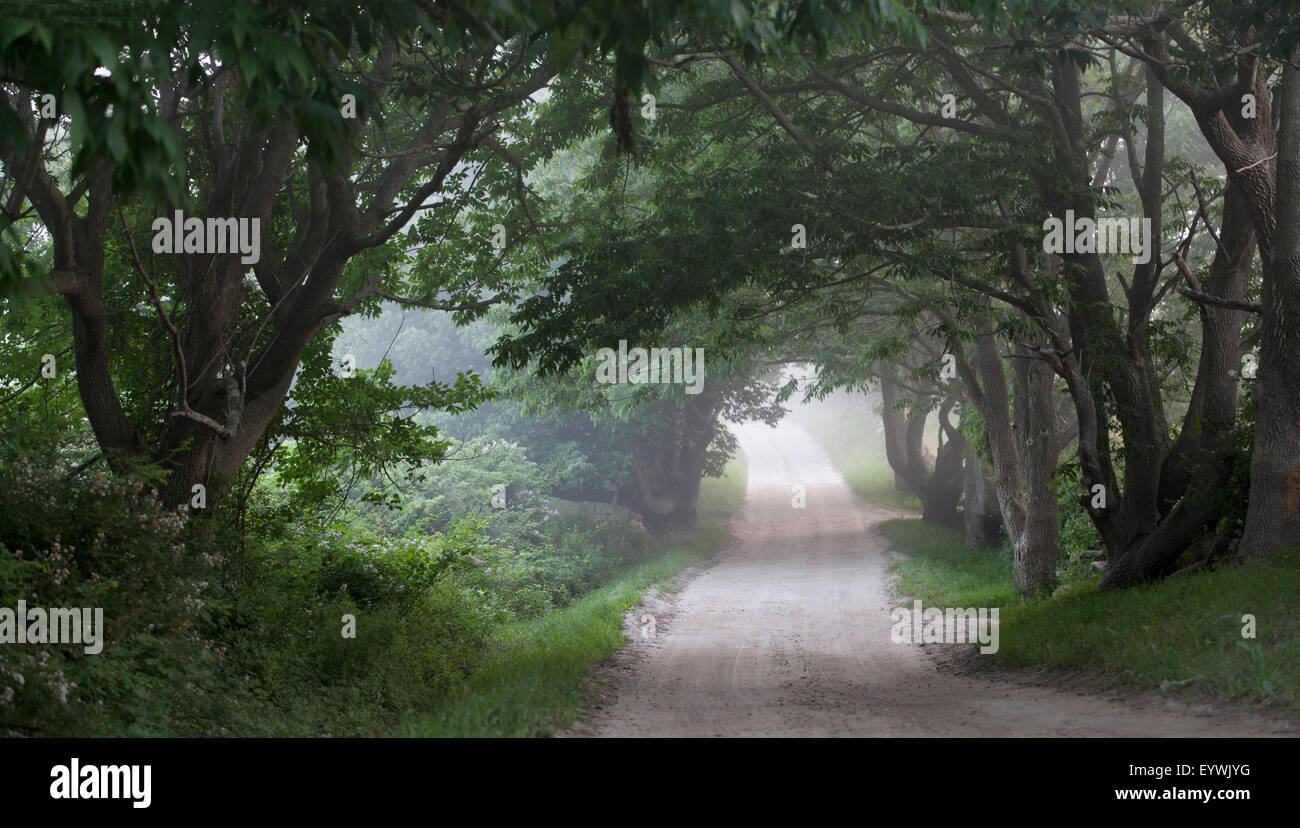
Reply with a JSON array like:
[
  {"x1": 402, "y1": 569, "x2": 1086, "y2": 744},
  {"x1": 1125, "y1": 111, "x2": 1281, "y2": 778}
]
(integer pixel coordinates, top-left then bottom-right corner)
[
  {"x1": 879, "y1": 518, "x2": 1300, "y2": 714},
  {"x1": 794, "y1": 396, "x2": 1297, "y2": 715},
  {"x1": 399, "y1": 452, "x2": 747, "y2": 737}
]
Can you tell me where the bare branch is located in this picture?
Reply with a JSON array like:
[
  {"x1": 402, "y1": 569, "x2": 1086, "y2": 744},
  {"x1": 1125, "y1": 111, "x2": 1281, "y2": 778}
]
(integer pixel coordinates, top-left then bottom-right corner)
[{"x1": 117, "y1": 203, "x2": 235, "y2": 440}]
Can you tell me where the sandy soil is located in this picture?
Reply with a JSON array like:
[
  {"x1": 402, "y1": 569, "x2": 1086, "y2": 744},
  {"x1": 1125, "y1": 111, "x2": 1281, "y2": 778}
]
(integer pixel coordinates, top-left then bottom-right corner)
[{"x1": 564, "y1": 419, "x2": 1295, "y2": 738}]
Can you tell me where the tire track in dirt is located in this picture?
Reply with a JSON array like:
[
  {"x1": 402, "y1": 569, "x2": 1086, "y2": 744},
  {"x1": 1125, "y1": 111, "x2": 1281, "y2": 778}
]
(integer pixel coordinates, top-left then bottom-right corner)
[{"x1": 566, "y1": 419, "x2": 1294, "y2": 737}]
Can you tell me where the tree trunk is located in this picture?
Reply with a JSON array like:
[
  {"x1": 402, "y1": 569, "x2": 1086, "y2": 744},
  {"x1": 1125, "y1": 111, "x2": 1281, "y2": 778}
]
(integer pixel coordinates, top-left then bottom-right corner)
[
  {"x1": 963, "y1": 450, "x2": 1002, "y2": 548},
  {"x1": 954, "y1": 334, "x2": 1060, "y2": 596},
  {"x1": 1012, "y1": 346, "x2": 1060, "y2": 596},
  {"x1": 1241, "y1": 46, "x2": 1300, "y2": 560},
  {"x1": 1101, "y1": 177, "x2": 1257, "y2": 588},
  {"x1": 880, "y1": 376, "x2": 914, "y2": 493},
  {"x1": 880, "y1": 376, "x2": 966, "y2": 525},
  {"x1": 918, "y1": 398, "x2": 967, "y2": 527}
]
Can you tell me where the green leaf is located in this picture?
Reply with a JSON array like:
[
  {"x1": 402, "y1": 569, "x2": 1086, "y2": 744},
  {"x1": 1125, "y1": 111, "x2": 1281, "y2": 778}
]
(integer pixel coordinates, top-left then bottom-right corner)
[
  {"x1": 239, "y1": 51, "x2": 259, "y2": 85},
  {"x1": 82, "y1": 30, "x2": 119, "y2": 70},
  {"x1": 61, "y1": 91, "x2": 87, "y2": 155},
  {"x1": 0, "y1": 20, "x2": 37, "y2": 51},
  {"x1": 32, "y1": 22, "x2": 52, "y2": 53},
  {"x1": 106, "y1": 123, "x2": 128, "y2": 163},
  {"x1": 550, "y1": 29, "x2": 582, "y2": 70}
]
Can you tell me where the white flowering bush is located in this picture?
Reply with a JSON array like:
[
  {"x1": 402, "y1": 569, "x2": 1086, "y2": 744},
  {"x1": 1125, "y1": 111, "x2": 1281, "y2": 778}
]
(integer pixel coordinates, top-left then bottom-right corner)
[{"x1": 0, "y1": 459, "x2": 219, "y2": 735}]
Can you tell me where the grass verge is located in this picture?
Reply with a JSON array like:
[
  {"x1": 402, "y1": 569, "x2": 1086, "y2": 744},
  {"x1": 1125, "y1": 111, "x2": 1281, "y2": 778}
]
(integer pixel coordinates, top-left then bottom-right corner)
[
  {"x1": 398, "y1": 453, "x2": 747, "y2": 737},
  {"x1": 879, "y1": 518, "x2": 1300, "y2": 714}
]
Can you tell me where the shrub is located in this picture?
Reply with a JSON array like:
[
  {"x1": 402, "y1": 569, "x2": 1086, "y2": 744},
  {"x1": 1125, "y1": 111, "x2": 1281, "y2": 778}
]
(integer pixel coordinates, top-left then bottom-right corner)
[{"x1": 0, "y1": 459, "x2": 219, "y2": 735}]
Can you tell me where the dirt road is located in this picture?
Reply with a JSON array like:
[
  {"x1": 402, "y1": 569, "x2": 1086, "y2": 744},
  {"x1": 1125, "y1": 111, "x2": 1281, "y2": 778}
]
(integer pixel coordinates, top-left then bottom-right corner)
[{"x1": 568, "y1": 419, "x2": 1293, "y2": 737}]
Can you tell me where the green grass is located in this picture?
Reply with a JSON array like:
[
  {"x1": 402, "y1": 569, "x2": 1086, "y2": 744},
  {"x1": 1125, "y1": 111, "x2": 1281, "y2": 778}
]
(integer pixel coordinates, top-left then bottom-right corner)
[
  {"x1": 880, "y1": 519, "x2": 1023, "y2": 610},
  {"x1": 398, "y1": 454, "x2": 748, "y2": 737},
  {"x1": 880, "y1": 517, "x2": 1300, "y2": 713},
  {"x1": 698, "y1": 448, "x2": 747, "y2": 521},
  {"x1": 795, "y1": 394, "x2": 1297, "y2": 715},
  {"x1": 787, "y1": 400, "x2": 922, "y2": 511}
]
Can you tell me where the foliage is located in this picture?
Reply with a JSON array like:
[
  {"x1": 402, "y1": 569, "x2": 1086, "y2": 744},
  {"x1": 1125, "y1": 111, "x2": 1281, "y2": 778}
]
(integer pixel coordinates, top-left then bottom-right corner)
[
  {"x1": 399, "y1": 457, "x2": 746, "y2": 737},
  {"x1": 0, "y1": 458, "x2": 218, "y2": 735}
]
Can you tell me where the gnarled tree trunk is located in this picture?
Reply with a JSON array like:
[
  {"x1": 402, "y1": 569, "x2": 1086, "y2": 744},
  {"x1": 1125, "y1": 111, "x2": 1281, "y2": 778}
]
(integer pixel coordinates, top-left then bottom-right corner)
[
  {"x1": 955, "y1": 333, "x2": 1062, "y2": 596},
  {"x1": 880, "y1": 376, "x2": 966, "y2": 526}
]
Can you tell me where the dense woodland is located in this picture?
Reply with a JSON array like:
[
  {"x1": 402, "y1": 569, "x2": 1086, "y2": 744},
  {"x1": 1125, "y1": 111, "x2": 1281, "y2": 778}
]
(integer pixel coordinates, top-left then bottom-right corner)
[{"x1": 1, "y1": 0, "x2": 1298, "y2": 736}]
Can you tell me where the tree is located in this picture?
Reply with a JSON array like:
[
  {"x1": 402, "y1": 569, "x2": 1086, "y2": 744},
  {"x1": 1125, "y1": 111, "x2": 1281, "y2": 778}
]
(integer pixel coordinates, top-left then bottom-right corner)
[
  {"x1": 1, "y1": 0, "x2": 935, "y2": 513},
  {"x1": 1114, "y1": 3, "x2": 1300, "y2": 569}
]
